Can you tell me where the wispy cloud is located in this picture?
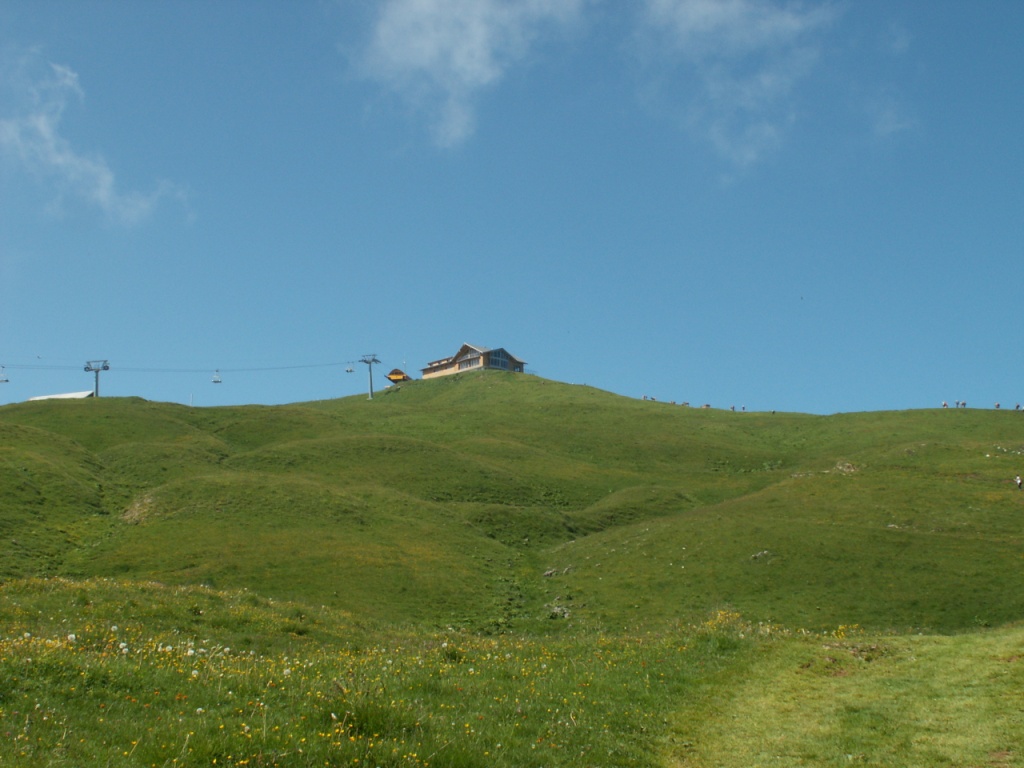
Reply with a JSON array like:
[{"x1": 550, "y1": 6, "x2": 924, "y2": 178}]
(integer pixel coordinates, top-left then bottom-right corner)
[
  {"x1": 882, "y1": 21, "x2": 911, "y2": 56},
  {"x1": 358, "y1": 0, "x2": 583, "y2": 147},
  {"x1": 867, "y1": 89, "x2": 913, "y2": 138},
  {"x1": 638, "y1": 0, "x2": 838, "y2": 166},
  {"x1": 0, "y1": 50, "x2": 182, "y2": 224},
  {"x1": 867, "y1": 24, "x2": 913, "y2": 138}
]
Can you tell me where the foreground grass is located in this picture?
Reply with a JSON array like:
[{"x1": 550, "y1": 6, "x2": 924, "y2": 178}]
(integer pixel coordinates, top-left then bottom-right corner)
[
  {"x1": 670, "y1": 622, "x2": 1024, "y2": 767},
  {"x1": 5, "y1": 580, "x2": 1024, "y2": 767},
  {"x1": 0, "y1": 578, "x2": 746, "y2": 768}
]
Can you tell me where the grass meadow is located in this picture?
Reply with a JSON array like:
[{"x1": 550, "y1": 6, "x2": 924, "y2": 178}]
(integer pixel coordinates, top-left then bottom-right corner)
[
  {"x1": 0, "y1": 579, "x2": 751, "y2": 767},
  {"x1": 3, "y1": 372, "x2": 1024, "y2": 765}
]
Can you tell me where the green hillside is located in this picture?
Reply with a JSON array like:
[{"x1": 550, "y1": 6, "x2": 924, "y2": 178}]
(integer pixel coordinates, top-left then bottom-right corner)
[
  {"x1": 4, "y1": 371, "x2": 1024, "y2": 766},
  {"x1": 3, "y1": 370, "x2": 1023, "y2": 633}
]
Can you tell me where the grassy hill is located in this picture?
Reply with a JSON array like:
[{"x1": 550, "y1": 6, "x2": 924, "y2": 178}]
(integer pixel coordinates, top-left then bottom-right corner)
[
  {"x1": 3, "y1": 371, "x2": 1024, "y2": 766},
  {"x1": 3, "y1": 371, "x2": 1023, "y2": 633}
]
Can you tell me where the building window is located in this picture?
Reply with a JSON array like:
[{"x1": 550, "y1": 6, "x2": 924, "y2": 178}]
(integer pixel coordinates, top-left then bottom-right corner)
[{"x1": 487, "y1": 349, "x2": 510, "y2": 369}]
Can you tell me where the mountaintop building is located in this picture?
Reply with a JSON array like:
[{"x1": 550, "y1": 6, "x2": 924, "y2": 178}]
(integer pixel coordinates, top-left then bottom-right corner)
[
  {"x1": 27, "y1": 391, "x2": 95, "y2": 401},
  {"x1": 421, "y1": 343, "x2": 526, "y2": 379}
]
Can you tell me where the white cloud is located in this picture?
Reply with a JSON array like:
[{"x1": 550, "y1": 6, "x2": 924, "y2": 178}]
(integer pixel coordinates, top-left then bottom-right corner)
[
  {"x1": 359, "y1": 0, "x2": 583, "y2": 147},
  {"x1": 639, "y1": 0, "x2": 838, "y2": 166},
  {"x1": 0, "y1": 51, "x2": 181, "y2": 225},
  {"x1": 645, "y1": 0, "x2": 830, "y2": 56},
  {"x1": 867, "y1": 24, "x2": 913, "y2": 138},
  {"x1": 882, "y1": 21, "x2": 911, "y2": 56},
  {"x1": 867, "y1": 89, "x2": 914, "y2": 138}
]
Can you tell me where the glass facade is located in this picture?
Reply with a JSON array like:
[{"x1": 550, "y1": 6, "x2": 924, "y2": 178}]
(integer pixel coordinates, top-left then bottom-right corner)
[{"x1": 425, "y1": 346, "x2": 525, "y2": 377}]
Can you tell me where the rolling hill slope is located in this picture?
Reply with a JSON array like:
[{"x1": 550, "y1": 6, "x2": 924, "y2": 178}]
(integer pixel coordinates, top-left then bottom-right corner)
[{"x1": 2, "y1": 371, "x2": 1024, "y2": 633}]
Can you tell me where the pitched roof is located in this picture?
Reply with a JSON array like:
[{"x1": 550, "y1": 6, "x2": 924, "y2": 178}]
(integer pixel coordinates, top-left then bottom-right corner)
[
  {"x1": 28, "y1": 391, "x2": 95, "y2": 401},
  {"x1": 422, "y1": 343, "x2": 526, "y2": 372}
]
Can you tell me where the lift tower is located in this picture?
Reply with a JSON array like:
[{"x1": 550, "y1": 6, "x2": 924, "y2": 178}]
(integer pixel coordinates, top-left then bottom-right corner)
[
  {"x1": 359, "y1": 354, "x2": 381, "y2": 400},
  {"x1": 84, "y1": 360, "x2": 110, "y2": 397}
]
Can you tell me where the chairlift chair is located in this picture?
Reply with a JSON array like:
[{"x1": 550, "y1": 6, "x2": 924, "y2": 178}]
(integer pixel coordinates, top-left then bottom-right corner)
[
  {"x1": 0, "y1": 366, "x2": 7, "y2": 384},
  {"x1": 212, "y1": 370, "x2": 222, "y2": 384}
]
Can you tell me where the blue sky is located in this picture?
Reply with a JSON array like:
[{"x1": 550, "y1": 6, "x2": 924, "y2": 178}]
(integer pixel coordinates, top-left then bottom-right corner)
[{"x1": 1, "y1": 0, "x2": 1021, "y2": 414}]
